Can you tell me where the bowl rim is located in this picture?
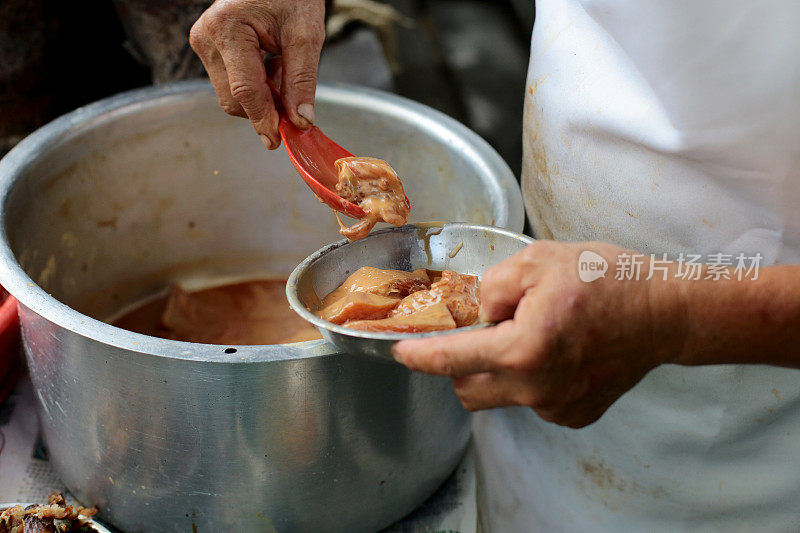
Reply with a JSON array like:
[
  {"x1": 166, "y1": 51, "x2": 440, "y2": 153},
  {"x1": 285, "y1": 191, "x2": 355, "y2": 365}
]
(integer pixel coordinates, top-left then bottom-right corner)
[
  {"x1": 0, "y1": 80, "x2": 524, "y2": 363},
  {"x1": 286, "y1": 223, "x2": 533, "y2": 342}
]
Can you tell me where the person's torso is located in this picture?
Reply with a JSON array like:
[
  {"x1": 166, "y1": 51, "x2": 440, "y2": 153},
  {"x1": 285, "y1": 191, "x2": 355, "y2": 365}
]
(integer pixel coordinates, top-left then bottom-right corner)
[{"x1": 477, "y1": 0, "x2": 800, "y2": 531}]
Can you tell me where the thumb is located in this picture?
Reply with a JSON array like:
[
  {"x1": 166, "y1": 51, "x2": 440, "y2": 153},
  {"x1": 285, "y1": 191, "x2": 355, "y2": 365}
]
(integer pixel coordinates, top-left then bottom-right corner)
[
  {"x1": 280, "y1": 25, "x2": 324, "y2": 129},
  {"x1": 393, "y1": 321, "x2": 515, "y2": 377}
]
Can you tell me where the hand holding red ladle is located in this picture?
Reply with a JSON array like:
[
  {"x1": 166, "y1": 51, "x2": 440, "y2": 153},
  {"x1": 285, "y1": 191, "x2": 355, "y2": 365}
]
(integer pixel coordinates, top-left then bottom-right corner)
[{"x1": 190, "y1": 1, "x2": 402, "y2": 222}]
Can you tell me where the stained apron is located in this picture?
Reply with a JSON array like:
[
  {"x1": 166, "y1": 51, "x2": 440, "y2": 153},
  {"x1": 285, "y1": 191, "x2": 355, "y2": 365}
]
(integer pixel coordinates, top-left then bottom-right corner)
[{"x1": 475, "y1": 0, "x2": 800, "y2": 531}]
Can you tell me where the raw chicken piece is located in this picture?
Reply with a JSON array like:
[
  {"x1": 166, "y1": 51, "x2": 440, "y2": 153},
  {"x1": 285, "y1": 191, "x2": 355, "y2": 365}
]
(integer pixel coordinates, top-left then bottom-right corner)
[
  {"x1": 390, "y1": 271, "x2": 480, "y2": 327},
  {"x1": 321, "y1": 267, "x2": 430, "y2": 303},
  {"x1": 334, "y1": 156, "x2": 410, "y2": 240},
  {"x1": 313, "y1": 267, "x2": 481, "y2": 333},
  {"x1": 345, "y1": 302, "x2": 456, "y2": 333},
  {"x1": 316, "y1": 292, "x2": 401, "y2": 324},
  {"x1": 315, "y1": 267, "x2": 430, "y2": 323},
  {"x1": 335, "y1": 212, "x2": 380, "y2": 242}
]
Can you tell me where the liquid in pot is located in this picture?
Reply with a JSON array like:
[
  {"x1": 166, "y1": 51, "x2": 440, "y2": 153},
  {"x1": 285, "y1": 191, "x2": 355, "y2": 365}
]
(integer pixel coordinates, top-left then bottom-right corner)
[{"x1": 114, "y1": 279, "x2": 321, "y2": 345}]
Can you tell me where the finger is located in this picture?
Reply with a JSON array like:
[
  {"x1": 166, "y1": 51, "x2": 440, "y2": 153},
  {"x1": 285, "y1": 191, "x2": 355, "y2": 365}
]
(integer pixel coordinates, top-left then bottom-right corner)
[
  {"x1": 393, "y1": 321, "x2": 516, "y2": 377},
  {"x1": 200, "y1": 49, "x2": 247, "y2": 118},
  {"x1": 279, "y1": 22, "x2": 324, "y2": 129},
  {"x1": 453, "y1": 368, "x2": 565, "y2": 412},
  {"x1": 480, "y1": 250, "x2": 536, "y2": 322},
  {"x1": 217, "y1": 42, "x2": 281, "y2": 149},
  {"x1": 452, "y1": 372, "x2": 520, "y2": 411},
  {"x1": 266, "y1": 56, "x2": 283, "y2": 89},
  {"x1": 189, "y1": 22, "x2": 246, "y2": 117}
]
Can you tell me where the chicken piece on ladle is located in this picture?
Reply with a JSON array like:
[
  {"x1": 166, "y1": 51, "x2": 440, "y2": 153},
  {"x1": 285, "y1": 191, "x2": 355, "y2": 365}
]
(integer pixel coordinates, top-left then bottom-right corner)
[{"x1": 334, "y1": 157, "x2": 410, "y2": 241}]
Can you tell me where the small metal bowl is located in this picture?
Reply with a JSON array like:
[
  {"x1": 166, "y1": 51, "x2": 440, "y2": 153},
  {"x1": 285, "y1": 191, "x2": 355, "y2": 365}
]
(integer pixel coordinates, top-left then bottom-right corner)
[{"x1": 286, "y1": 223, "x2": 533, "y2": 360}]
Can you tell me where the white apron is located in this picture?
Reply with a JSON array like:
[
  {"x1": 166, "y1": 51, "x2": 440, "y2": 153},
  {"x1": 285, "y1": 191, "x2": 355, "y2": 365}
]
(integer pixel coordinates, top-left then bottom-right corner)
[{"x1": 475, "y1": 0, "x2": 800, "y2": 531}]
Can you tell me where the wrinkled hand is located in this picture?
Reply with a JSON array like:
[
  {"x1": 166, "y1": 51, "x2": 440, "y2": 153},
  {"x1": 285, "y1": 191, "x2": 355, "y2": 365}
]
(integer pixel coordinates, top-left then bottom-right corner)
[
  {"x1": 190, "y1": 0, "x2": 326, "y2": 149},
  {"x1": 393, "y1": 241, "x2": 688, "y2": 428}
]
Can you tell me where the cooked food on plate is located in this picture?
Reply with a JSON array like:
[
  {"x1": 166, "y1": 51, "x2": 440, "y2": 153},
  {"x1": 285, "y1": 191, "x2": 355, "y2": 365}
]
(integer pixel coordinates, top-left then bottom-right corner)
[{"x1": 0, "y1": 492, "x2": 97, "y2": 533}]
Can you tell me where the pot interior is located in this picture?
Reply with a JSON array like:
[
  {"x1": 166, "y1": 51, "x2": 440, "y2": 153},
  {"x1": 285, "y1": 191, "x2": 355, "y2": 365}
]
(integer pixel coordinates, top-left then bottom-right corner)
[{"x1": 3, "y1": 83, "x2": 519, "y2": 332}]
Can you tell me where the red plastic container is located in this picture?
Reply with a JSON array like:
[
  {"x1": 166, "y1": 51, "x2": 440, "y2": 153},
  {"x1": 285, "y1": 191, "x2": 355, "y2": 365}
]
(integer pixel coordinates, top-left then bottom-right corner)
[{"x1": 0, "y1": 289, "x2": 21, "y2": 404}]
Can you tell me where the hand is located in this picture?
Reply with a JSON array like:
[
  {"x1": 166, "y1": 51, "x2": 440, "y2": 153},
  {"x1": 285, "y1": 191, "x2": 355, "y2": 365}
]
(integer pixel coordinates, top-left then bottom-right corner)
[
  {"x1": 393, "y1": 241, "x2": 688, "y2": 428},
  {"x1": 190, "y1": 0, "x2": 326, "y2": 149}
]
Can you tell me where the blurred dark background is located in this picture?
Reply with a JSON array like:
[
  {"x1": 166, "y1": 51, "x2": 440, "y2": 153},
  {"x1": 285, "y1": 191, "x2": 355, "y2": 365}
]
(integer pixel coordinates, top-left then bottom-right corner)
[{"x1": 0, "y1": 0, "x2": 533, "y2": 175}]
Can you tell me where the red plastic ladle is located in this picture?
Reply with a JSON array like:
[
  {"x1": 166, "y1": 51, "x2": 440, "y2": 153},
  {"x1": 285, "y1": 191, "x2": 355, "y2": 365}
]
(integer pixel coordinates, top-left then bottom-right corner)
[
  {"x1": 268, "y1": 80, "x2": 409, "y2": 220},
  {"x1": 266, "y1": 80, "x2": 364, "y2": 219},
  {"x1": 277, "y1": 113, "x2": 367, "y2": 219}
]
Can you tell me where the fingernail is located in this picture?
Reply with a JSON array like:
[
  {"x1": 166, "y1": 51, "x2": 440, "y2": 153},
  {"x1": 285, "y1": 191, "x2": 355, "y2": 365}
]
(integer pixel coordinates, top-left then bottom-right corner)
[
  {"x1": 297, "y1": 103, "x2": 314, "y2": 126},
  {"x1": 259, "y1": 134, "x2": 275, "y2": 150}
]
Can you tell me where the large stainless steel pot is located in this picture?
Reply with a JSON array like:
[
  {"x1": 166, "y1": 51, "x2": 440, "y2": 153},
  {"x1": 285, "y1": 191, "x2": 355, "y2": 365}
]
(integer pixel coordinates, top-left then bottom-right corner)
[{"x1": 0, "y1": 81, "x2": 524, "y2": 532}]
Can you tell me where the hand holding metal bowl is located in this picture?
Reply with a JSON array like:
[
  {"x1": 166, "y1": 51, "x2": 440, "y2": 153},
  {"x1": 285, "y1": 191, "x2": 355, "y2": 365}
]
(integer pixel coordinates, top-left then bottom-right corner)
[{"x1": 287, "y1": 223, "x2": 533, "y2": 360}]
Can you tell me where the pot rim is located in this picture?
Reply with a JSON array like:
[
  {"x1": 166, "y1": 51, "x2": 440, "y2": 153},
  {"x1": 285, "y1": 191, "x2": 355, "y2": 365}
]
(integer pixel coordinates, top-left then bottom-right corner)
[{"x1": 0, "y1": 80, "x2": 524, "y2": 363}]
